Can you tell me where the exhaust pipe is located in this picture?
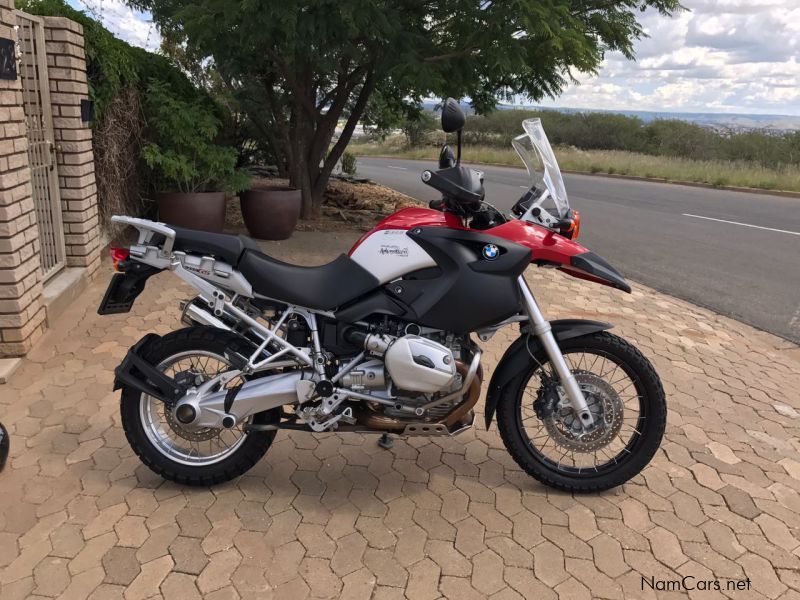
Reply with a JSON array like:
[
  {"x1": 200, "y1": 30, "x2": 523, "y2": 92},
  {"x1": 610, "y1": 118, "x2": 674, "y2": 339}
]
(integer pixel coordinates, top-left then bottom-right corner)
[{"x1": 180, "y1": 298, "x2": 230, "y2": 330}]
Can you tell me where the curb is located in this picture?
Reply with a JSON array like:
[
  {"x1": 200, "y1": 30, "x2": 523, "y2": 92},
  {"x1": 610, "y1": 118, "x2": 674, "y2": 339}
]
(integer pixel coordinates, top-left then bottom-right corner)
[
  {"x1": 356, "y1": 153, "x2": 800, "y2": 199},
  {"x1": 560, "y1": 170, "x2": 800, "y2": 199}
]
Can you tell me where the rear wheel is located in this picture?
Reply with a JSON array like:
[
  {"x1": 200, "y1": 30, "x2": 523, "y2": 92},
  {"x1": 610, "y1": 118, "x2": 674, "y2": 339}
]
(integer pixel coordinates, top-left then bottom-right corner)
[
  {"x1": 496, "y1": 331, "x2": 666, "y2": 492},
  {"x1": 120, "y1": 327, "x2": 278, "y2": 486}
]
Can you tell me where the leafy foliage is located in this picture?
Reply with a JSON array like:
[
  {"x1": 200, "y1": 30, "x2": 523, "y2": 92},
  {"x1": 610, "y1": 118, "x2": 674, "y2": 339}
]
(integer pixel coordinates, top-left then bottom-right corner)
[
  {"x1": 402, "y1": 110, "x2": 441, "y2": 147},
  {"x1": 395, "y1": 108, "x2": 800, "y2": 170},
  {"x1": 127, "y1": 0, "x2": 682, "y2": 217},
  {"x1": 142, "y1": 82, "x2": 249, "y2": 193},
  {"x1": 18, "y1": 0, "x2": 246, "y2": 224},
  {"x1": 341, "y1": 151, "x2": 357, "y2": 176}
]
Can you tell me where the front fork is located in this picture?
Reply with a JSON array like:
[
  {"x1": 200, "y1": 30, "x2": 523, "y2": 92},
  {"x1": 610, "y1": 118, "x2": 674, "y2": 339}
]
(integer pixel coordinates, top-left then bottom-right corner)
[{"x1": 517, "y1": 277, "x2": 595, "y2": 428}]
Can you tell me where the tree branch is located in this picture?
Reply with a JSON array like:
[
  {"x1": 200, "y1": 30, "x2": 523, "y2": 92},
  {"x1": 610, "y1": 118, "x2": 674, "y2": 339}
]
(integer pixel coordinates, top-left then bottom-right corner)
[{"x1": 313, "y1": 66, "x2": 377, "y2": 198}]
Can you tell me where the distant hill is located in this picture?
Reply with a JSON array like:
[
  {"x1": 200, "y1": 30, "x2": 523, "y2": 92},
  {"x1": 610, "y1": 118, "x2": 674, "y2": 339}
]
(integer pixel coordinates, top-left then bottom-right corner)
[{"x1": 421, "y1": 101, "x2": 800, "y2": 133}]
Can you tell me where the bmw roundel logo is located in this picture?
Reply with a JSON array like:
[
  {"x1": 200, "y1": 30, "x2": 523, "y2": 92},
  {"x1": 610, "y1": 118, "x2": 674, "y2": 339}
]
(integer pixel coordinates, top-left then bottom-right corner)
[{"x1": 482, "y1": 244, "x2": 500, "y2": 260}]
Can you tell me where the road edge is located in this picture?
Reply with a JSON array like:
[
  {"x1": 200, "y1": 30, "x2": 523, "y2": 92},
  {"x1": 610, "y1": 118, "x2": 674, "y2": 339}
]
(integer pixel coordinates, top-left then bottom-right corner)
[{"x1": 356, "y1": 154, "x2": 800, "y2": 199}]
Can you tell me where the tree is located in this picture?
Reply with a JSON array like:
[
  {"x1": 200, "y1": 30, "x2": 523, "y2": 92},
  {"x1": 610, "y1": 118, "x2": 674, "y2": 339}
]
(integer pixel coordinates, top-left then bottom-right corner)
[{"x1": 130, "y1": 0, "x2": 682, "y2": 218}]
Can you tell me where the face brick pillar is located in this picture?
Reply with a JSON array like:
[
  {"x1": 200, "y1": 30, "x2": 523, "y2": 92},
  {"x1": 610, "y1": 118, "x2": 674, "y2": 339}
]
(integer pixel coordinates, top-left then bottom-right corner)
[
  {"x1": 42, "y1": 16, "x2": 101, "y2": 277},
  {"x1": 0, "y1": 0, "x2": 46, "y2": 357}
]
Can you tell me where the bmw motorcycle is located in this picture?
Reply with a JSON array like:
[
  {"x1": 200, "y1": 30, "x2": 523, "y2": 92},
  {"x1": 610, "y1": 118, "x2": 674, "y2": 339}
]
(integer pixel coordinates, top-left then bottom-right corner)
[{"x1": 99, "y1": 99, "x2": 665, "y2": 492}]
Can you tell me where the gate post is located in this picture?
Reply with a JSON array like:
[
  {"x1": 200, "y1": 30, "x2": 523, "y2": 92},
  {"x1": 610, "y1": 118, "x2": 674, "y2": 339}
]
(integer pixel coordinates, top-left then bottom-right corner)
[
  {"x1": 41, "y1": 16, "x2": 100, "y2": 278},
  {"x1": 0, "y1": 0, "x2": 46, "y2": 356}
]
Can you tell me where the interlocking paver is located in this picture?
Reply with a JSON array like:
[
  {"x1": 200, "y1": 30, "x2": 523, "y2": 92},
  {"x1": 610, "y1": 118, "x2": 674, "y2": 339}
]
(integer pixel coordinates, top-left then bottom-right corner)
[{"x1": 1, "y1": 229, "x2": 798, "y2": 598}]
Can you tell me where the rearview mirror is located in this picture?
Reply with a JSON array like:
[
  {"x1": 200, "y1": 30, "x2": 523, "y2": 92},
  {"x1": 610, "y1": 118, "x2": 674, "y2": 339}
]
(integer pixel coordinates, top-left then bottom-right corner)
[{"x1": 441, "y1": 98, "x2": 465, "y2": 133}]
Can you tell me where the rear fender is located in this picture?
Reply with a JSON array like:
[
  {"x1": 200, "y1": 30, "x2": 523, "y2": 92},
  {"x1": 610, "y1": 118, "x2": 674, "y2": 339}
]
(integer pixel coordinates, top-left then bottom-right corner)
[
  {"x1": 113, "y1": 333, "x2": 184, "y2": 404},
  {"x1": 483, "y1": 319, "x2": 613, "y2": 429}
]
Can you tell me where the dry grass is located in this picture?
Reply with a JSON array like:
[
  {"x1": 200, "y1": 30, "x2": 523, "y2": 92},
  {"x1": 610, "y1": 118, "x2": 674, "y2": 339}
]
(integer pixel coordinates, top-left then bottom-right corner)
[
  {"x1": 226, "y1": 177, "x2": 421, "y2": 233},
  {"x1": 353, "y1": 138, "x2": 800, "y2": 192},
  {"x1": 94, "y1": 87, "x2": 147, "y2": 236}
]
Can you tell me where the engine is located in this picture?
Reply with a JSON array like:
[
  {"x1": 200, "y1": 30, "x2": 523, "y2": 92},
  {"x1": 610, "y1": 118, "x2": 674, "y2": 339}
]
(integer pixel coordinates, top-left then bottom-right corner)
[{"x1": 346, "y1": 332, "x2": 458, "y2": 394}]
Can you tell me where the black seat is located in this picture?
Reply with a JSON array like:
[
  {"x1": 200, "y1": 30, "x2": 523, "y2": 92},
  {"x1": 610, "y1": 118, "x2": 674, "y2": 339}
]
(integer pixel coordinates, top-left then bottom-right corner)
[
  {"x1": 238, "y1": 250, "x2": 379, "y2": 310},
  {"x1": 166, "y1": 226, "x2": 260, "y2": 266}
]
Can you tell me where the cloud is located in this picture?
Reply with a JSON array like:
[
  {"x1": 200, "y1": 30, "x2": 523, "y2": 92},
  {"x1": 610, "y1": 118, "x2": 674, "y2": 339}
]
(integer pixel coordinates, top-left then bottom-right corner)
[
  {"x1": 66, "y1": 0, "x2": 161, "y2": 51},
  {"x1": 535, "y1": 0, "x2": 800, "y2": 115},
  {"x1": 65, "y1": 0, "x2": 798, "y2": 115}
]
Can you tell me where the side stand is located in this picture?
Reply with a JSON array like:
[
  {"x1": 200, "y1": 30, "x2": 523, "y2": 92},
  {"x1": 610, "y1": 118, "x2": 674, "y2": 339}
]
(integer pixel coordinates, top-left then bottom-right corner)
[{"x1": 377, "y1": 432, "x2": 394, "y2": 450}]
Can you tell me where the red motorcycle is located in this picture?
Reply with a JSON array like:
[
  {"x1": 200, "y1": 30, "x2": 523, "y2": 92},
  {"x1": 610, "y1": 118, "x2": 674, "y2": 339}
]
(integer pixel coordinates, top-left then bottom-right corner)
[{"x1": 99, "y1": 99, "x2": 665, "y2": 492}]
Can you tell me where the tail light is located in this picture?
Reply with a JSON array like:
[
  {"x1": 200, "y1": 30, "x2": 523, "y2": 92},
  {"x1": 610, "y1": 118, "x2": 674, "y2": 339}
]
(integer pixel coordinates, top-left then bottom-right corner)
[{"x1": 109, "y1": 247, "x2": 130, "y2": 272}]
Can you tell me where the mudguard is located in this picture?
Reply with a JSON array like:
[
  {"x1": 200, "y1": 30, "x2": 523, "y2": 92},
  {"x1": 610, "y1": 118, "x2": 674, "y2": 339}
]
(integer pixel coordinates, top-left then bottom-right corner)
[
  {"x1": 113, "y1": 333, "x2": 184, "y2": 403},
  {"x1": 483, "y1": 319, "x2": 613, "y2": 429}
]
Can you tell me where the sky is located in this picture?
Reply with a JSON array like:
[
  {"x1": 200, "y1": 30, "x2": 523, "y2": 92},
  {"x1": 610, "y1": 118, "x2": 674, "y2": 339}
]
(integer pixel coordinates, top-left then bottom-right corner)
[{"x1": 66, "y1": 0, "x2": 800, "y2": 116}]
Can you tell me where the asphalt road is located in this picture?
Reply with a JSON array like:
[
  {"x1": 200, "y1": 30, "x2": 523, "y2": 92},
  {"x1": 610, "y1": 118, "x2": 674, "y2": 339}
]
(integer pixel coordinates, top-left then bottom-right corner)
[{"x1": 358, "y1": 156, "x2": 800, "y2": 345}]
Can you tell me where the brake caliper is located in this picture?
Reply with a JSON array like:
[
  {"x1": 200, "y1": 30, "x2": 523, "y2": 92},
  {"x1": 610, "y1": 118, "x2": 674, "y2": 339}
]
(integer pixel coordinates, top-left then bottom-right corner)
[{"x1": 533, "y1": 374, "x2": 560, "y2": 420}]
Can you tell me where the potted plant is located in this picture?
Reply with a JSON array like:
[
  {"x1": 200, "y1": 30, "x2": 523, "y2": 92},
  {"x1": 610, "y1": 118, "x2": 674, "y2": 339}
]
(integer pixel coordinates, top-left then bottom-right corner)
[
  {"x1": 143, "y1": 82, "x2": 249, "y2": 232},
  {"x1": 240, "y1": 184, "x2": 302, "y2": 240}
]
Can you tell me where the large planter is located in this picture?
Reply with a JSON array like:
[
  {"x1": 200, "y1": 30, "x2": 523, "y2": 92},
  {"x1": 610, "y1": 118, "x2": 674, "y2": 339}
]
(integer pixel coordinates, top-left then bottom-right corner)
[
  {"x1": 240, "y1": 186, "x2": 302, "y2": 240},
  {"x1": 157, "y1": 191, "x2": 226, "y2": 232}
]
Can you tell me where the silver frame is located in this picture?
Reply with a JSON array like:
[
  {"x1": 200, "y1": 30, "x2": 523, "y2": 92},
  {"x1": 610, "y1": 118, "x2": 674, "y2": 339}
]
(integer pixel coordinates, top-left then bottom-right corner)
[{"x1": 114, "y1": 217, "x2": 593, "y2": 432}]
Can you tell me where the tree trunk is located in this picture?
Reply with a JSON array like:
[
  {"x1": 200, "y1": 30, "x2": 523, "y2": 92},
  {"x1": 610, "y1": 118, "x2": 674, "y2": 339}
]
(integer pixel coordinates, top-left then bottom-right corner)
[{"x1": 287, "y1": 66, "x2": 376, "y2": 220}]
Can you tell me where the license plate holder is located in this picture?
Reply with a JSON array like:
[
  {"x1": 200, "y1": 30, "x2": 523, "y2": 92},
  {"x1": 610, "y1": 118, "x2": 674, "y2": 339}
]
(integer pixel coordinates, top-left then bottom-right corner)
[{"x1": 97, "y1": 264, "x2": 160, "y2": 315}]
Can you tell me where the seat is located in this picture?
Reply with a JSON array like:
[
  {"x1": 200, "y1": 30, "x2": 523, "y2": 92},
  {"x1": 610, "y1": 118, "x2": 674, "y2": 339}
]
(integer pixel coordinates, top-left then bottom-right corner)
[
  {"x1": 165, "y1": 226, "x2": 260, "y2": 266},
  {"x1": 238, "y1": 250, "x2": 379, "y2": 310}
]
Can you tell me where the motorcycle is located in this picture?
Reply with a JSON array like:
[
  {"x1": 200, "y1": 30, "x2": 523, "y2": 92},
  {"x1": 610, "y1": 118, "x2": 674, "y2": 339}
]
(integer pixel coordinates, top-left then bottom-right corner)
[{"x1": 99, "y1": 99, "x2": 665, "y2": 492}]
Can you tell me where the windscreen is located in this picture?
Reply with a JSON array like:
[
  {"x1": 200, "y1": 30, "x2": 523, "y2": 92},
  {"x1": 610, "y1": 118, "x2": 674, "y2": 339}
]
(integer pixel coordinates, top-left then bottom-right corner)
[{"x1": 511, "y1": 118, "x2": 570, "y2": 218}]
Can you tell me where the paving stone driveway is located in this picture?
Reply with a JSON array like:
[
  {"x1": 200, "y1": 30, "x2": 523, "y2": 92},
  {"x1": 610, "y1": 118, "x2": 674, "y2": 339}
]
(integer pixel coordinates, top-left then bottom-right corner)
[{"x1": 1, "y1": 230, "x2": 799, "y2": 600}]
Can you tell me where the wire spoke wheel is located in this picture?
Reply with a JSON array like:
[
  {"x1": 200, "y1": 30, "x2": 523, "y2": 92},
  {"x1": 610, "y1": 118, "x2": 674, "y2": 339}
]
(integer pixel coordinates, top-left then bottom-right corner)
[
  {"x1": 496, "y1": 331, "x2": 666, "y2": 492},
  {"x1": 139, "y1": 350, "x2": 250, "y2": 466},
  {"x1": 520, "y1": 350, "x2": 643, "y2": 474},
  {"x1": 121, "y1": 327, "x2": 278, "y2": 486}
]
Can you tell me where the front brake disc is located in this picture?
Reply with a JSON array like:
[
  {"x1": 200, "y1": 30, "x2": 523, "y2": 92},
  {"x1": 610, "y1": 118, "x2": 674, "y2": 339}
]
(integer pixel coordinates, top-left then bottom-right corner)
[{"x1": 541, "y1": 370, "x2": 625, "y2": 452}]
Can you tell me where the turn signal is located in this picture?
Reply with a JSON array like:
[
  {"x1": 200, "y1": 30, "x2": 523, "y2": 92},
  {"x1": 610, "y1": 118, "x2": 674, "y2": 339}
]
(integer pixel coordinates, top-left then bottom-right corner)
[
  {"x1": 110, "y1": 247, "x2": 130, "y2": 272},
  {"x1": 559, "y1": 210, "x2": 581, "y2": 240}
]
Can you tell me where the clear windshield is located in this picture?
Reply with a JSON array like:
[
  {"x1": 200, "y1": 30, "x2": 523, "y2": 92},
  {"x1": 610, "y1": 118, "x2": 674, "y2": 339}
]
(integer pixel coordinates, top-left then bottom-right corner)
[{"x1": 511, "y1": 118, "x2": 570, "y2": 219}]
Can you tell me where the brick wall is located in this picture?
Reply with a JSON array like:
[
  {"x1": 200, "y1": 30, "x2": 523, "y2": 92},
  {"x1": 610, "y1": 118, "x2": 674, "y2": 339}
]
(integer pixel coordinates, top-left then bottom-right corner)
[
  {"x1": 0, "y1": 0, "x2": 46, "y2": 356},
  {"x1": 42, "y1": 16, "x2": 101, "y2": 277}
]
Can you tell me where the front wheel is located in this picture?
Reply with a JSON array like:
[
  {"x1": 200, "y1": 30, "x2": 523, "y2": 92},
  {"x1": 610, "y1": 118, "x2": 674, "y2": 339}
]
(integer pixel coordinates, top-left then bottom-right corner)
[
  {"x1": 496, "y1": 331, "x2": 666, "y2": 493},
  {"x1": 120, "y1": 327, "x2": 278, "y2": 486}
]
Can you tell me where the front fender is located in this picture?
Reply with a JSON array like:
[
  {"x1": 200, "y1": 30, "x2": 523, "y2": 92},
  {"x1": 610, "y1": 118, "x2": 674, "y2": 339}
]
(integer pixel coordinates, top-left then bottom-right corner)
[{"x1": 483, "y1": 319, "x2": 613, "y2": 429}]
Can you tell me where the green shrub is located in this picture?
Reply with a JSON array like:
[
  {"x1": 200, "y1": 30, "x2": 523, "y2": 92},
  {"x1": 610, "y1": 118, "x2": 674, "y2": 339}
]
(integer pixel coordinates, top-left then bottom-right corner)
[
  {"x1": 341, "y1": 152, "x2": 358, "y2": 176},
  {"x1": 142, "y1": 82, "x2": 249, "y2": 193},
  {"x1": 400, "y1": 107, "x2": 800, "y2": 171},
  {"x1": 402, "y1": 111, "x2": 439, "y2": 147},
  {"x1": 18, "y1": 0, "x2": 241, "y2": 225}
]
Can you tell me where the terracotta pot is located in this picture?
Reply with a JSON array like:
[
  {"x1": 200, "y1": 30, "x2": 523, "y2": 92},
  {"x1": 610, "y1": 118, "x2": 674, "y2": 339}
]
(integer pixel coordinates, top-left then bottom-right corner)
[
  {"x1": 157, "y1": 191, "x2": 226, "y2": 232},
  {"x1": 240, "y1": 186, "x2": 302, "y2": 240}
]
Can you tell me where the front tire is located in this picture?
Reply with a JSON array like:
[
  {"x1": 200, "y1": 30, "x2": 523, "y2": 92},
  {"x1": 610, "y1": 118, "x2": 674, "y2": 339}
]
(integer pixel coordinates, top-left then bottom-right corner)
[
  {"x1": 120, "y1": 327, "x2": 278, "y2": 486},
  {"x1": 496, "y1": 331, "x2": 666, "y2": 493}
]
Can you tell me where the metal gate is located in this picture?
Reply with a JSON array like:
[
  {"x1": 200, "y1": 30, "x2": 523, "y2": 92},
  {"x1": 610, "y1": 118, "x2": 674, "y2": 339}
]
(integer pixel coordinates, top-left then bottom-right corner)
[{"x1": 16, "y1": 11, "x2": 65, "y2": 281}]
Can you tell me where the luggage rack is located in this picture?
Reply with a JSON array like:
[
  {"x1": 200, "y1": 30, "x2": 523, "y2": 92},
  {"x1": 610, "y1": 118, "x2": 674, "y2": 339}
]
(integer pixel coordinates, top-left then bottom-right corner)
[{"x1": 112, "y1": 216, "x2": 177, "y2": 256}]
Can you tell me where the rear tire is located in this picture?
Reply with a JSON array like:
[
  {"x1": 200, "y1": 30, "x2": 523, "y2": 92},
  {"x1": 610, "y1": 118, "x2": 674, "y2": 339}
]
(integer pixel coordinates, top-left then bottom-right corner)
[
  {"x1": 120, "y1": 327, "x2": 278, "y2": 486},
  {"x1": 496, "y1": 331, "x2": 666, "y2": 493}
]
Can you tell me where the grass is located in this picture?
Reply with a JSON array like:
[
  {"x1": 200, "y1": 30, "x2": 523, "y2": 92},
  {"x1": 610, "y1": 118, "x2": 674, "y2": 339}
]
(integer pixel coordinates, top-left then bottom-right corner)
[{"x1": 352, "y1": 138, "x2": 800, "y2": 193}]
